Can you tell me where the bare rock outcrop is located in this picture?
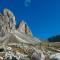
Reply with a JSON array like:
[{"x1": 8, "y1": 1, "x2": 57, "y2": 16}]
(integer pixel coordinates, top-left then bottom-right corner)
[
  {"x1": 0, "y1": 8, "x2": 16, "y2": 43},
  {"x1": 17, "y1": 20, "x2": 32, "y2": 37},
  {"x1": 3, "y1": 8, "x2": 16, "y2": 32}
]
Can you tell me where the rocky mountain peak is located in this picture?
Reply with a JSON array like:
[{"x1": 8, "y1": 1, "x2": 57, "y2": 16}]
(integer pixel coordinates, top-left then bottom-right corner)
[
  {"x1": 3, "y1": 8, "x2": 16, "y2": 31},
  {"x1": 0, "y1": 8, "x2": 16, "y2": 37},
  {"x1": 0, "y1": 8, "x2": 33, "y2": 37},
  {"x1": 17, "y1": 20, "x2": 33, "y2": 37}
]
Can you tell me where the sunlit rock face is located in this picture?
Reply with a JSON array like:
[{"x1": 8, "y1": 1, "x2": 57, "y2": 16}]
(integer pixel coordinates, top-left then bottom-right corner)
[
  {"x1": 17, "y1": 20, "x2": 32, "y2": 37},
  {"x1": 3, "y1": 8, "x2": 16, "y2": 32},
  {"x1": 0, "y1": 8, "x2": 16, "y2": 38}
]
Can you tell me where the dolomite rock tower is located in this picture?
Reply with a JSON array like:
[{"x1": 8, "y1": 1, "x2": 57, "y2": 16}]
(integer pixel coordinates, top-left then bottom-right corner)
[
  {"x1": 17, "y1": 20, "x2": 33, "y2": 37},
  {"x1": 3, "y1": 8, "x2": 16, "y2": 32},
  {"x1": 0, "y1": 8, "x2": 16, "y2": 37}
]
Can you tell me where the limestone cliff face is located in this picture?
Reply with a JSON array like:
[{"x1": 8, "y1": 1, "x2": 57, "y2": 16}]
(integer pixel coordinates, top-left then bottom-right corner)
[
  {"x1": 0, "y1": 8, "x2": 16, "y2": 37},
  {"x1": 0, "y1": 8, "x2": 40, "y2": 44},
  {"x1": 3, "y1": 8, "x2": 16, "y2": 31},
  {"x1": 17, "y1": 20, "x2": 32, "y2": 37},
  {"x1": 0, "y1": 8, "x2": 32, "y2": 37}
]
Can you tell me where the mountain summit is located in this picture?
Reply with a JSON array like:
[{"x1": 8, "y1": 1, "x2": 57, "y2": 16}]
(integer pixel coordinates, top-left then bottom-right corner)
[
  {"x1": 17, "y1": 20, "x2": 32, "y2": 37},
  {"x1": 0, "y1": 8, "x2": 16, "y2": 33},
  {"x1": 0, "y1": 8, "x2": 40, "y2": 45}
]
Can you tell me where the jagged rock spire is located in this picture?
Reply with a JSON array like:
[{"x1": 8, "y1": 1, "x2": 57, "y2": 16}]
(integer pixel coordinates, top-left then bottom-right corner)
[
  {"x1": 0, "y1": 8, "x2": 32, "y2": 37},
  {"x1": 0, "y1": 8, "x2": 16, "y2": 37},
  {"x1": 17, "y1": 20, "x2": 32, "y2": 37},
  {"x1": 3, "y1": 8, "x2": 16, "y2": 31}
]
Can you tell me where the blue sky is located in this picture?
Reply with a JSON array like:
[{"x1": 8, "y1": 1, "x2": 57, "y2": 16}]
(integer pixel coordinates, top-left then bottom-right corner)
[{"x1": 0, "y1": 0, "x2": 60, "y2": 39}]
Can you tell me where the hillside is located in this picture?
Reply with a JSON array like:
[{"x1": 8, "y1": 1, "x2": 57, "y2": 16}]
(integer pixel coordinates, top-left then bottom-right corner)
[
  {"x1": 48, "y1": 35, "x2": 60, "y2": 42},
  {"x1": 0, "y1": 8, "x2": 60, "y2": 60}
]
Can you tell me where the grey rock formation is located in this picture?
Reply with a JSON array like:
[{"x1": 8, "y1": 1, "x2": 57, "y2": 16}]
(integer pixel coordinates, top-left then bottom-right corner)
[
  {"x1": 17, "y1": 20, "x2": 32, "y2": 37},
  {"x1": 0, "y1": 13, "x2": 5, "y2": 37},
  {"x1": 0, "y1": 8, "x2": 41, "y2": 45},
  {"x1": 0, "y1": 8, "x2": 16, "y2": 37},
  {"x1": 3, "y1": 8, "x2": 16, "y2": 32}
]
